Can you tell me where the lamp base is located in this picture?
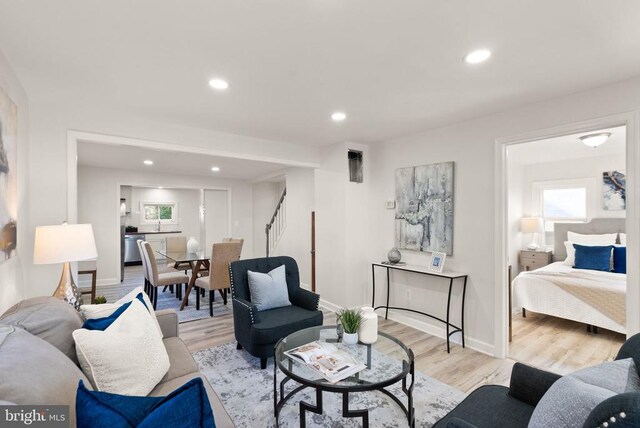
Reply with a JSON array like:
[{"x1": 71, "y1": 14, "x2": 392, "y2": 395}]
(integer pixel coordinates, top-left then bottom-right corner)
[
  {"x1": 52, "y1": 262, "x2": 83, "y2": 310},
  {"x1": 527, "y1": 242, "x2": 541, "y2": 251}
]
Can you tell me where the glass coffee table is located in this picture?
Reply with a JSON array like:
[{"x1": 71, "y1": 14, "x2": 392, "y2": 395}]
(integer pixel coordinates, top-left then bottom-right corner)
[{"x1": 273, "y1": 325, "x2": 415, "y2": 427}]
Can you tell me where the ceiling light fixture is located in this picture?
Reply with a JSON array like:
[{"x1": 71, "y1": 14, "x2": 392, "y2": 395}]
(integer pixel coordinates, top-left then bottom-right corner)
[
  {"x1": 580, "y1": 132, "x2": 611, "y2": 148},
  {"x1": 331, "y1": 112, "x2": 347, "y2": 122},
  {"x1": 158, "y1": 186, "x2": 164, "y2": 189},
  {"x1": 464, "y1": 49, "x2": 491, "y2": 64},
  {"x1": 143, "y1": 160, "x2": 153, "y2": 165},
  {"x1": 208, "y1": 78, "x2": 229, "y2": 90},
  {"x1": 211, "y1": 166, "x2": 220, "y2": 172}
]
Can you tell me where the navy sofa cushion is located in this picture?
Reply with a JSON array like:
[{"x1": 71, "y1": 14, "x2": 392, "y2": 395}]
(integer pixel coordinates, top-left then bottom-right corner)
[
  {"x1": 573, "y1": 244, "x2": 613, "y2": 272},
  {"x1": 76, "y1": 378, "x2": 215, "y2": 428},
  {"x1": 613, "y1": 246, "x2": 627, "y2": 274}
]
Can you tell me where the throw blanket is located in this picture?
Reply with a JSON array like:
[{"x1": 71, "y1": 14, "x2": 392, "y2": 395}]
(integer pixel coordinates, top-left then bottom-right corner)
[{"x1": 522, "y1": 269, "x2": 626, "y2": 326}]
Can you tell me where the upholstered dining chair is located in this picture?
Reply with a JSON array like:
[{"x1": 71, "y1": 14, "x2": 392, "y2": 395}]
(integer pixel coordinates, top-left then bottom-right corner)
[
  {"x1": 142, "y1": 242, "x2": 190, "y2": 309},
  {"x1": 136, "y1": 239, "x2": 151, "y2": 295},
  {"x1": 165, "y1": 236, "x2": 193, "y2": 274},
  {"x1": 194, "y1": 242, "x2": 243, "y2": 317}
]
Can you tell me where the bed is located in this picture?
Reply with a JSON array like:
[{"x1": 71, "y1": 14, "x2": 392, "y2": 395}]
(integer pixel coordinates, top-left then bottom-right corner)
[{"x1": 512, "y1": 218, "x2": 627, "y2": 334}]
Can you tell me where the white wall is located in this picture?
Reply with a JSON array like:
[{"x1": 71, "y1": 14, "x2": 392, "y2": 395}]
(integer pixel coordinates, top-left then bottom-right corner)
[
  {"x1": 77, "y1": 165, "x2": 252, "y2": 287},
  {"x1": 273, "y1": 167, "x2": 315, "y2": 287},
  {"x1": 0, "y1": 50, "x2": 28, "y2": 312},
  {"x1": 366, "y1": 76, "x2": 640, "y2": 355}
]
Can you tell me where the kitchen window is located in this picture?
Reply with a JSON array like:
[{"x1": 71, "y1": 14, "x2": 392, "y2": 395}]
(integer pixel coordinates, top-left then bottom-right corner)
[{"x1": 140, "y1": 202, "x2": 178, "y2": 224}]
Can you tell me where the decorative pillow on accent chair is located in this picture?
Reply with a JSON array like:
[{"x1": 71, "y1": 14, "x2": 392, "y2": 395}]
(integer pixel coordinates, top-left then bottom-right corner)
[
  {"x1": 529, "y1": 358, "x2": 640, "y2": 428},
  {"x1": 76, "y1": 378, "x2": 215, "y2": 428},
  {"x1": 73, "y1": 298, "x2": 170, "y2": 396},
  {"x1": 573, "y1": 244, "x2": 613, "y2": 272},
  {"x1": 247, "y1": 265, "x2": 291, "y2": 311},
  {"x1": 80, "y1": 287, "x2": 163, "y2": 337}
]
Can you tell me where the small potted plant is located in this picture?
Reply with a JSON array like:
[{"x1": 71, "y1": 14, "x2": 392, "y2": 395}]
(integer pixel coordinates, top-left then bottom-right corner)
[
  {"x1": 336, "y1": 308, "x2": 364, "y2": 345},
  {"x1": 94, "y1": 296, "x2": 107, "y2": 304}
]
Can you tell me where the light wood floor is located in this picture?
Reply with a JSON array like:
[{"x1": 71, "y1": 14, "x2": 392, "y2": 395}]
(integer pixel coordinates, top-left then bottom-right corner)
[{"x1": 106, "y1": 265, "x2": 625, "y2": 394}]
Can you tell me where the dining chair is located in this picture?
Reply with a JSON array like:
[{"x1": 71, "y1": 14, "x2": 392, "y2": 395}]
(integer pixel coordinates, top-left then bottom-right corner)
[
  {"x1": 142, "y1": 242, "x2": 190, "y2": 309},
  {"x1": 193, "y1": 242, "x2": 243, "y2": 316},
  {"x1": 136, "y1": 239, "x2": 151, "y2": 295},
  {"x1": 165, "y1": 236, "x2": 193, "y2": 274}
]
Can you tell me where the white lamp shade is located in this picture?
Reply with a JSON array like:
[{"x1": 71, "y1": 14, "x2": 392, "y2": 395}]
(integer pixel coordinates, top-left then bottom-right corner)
[
  {"x1": 34, "y1": 223, "x2": 97, "y2": 264},
  {"x1": 520, "y1": 217, "x2": 544, "y2": 234}
]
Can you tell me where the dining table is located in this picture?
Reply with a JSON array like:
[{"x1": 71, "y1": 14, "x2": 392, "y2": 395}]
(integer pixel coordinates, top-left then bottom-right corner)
[{"x1": 156, "y1": 249, "x2": 210, "y2": 311}]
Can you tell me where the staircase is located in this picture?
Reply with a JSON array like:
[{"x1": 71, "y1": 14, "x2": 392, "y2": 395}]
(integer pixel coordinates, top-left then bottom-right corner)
[{"x1": 265, "y1": 187, "x2": 286, "y2": 256}]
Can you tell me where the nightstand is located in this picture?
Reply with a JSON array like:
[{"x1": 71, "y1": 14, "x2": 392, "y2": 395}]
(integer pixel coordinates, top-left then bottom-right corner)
[{"x1": 520, "y1": 250, "x2": 553, "y2": 271}]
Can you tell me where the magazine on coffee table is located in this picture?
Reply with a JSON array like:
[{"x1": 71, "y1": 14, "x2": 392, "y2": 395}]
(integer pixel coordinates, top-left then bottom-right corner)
[{"x1": 284, "y1": 341, "x2": 366, "y2": 383}]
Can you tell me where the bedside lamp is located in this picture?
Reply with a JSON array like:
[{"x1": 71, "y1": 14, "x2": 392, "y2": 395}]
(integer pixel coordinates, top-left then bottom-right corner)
[
  {"x1": 520, "y1": 217, "x2": 544, "y2": 251},
  {"x1": 34, "y1": 223, "x2": 97, "y2": 309}
]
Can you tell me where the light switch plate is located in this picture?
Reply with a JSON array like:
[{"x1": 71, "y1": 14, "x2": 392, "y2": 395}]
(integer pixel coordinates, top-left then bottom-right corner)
[{"x1": 386, "y1": 200, "x2": 396, "y2": 209}]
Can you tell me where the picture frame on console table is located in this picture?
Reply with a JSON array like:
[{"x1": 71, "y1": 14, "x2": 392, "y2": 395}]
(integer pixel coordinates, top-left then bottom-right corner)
[{"x1": 428, "y1": 251, "x2": 446, "y2": 273}]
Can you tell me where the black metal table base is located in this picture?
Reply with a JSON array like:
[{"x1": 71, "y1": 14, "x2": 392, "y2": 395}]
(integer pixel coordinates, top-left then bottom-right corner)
[
  {"x1": 274, "y1": 361, "x2": 415, "y2": 428},
  {"x1": 371, "y1": 264, "x2": 468, "y2": 353}
]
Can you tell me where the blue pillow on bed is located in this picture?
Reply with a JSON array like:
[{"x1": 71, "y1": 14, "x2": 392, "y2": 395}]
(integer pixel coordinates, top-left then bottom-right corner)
[
  {"x1": 613, "y1": 246, "x2": 627, "y2": 274},
  {"x1": 573, "y1": 244, "x2": 613, "y2": 272}
]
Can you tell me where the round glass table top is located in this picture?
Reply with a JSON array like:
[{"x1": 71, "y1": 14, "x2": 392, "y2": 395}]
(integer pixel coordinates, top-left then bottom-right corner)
[{"x1": 274, "y1": 325, "x2": 413, "y2": 391}]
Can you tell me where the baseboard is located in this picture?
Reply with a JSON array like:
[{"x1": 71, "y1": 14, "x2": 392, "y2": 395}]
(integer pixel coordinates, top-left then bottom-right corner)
[{"x1": 319, "y1": 297, "x2": 495, "y2": 357}]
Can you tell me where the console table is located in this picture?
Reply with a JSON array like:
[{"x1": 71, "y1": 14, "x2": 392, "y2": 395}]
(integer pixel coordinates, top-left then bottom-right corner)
[{"x1": 371, "y1": 262, "x2": 468, "y2": 353}]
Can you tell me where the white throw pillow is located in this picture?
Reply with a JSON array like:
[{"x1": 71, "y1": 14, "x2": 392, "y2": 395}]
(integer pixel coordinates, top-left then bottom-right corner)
[
  {"x1": 567, "y1": 231, "x2": 617, "y2": 246},
  {"x1": 620, "y1": 233, "x2": 627, "y2": 245},
  {"x1": 80, "y1": 287, "x2": 163, "y2": 338},
  {"x1": 73, "y1": 299, "x2": 170, "y2": 396},
  {"x1": 563, "y1": 241, "x2": 576, "y2": 266}
]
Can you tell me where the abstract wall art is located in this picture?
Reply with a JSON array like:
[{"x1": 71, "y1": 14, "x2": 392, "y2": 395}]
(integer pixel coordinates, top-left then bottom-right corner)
[
  {"x1": 603, "y1": 170, "x2": 625, "y2": 211},
  {"x1": 395, "y1": 161, "x2": 454, "y2": 255},
  {"x1": 0, "y1": 86, "x2": 17, "y2": 261}
]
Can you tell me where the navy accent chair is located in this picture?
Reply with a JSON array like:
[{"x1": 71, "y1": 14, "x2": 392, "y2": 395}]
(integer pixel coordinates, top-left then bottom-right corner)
[
  {"x1": 229, "y1": 256, "x2": 323, "y2": 369},
  {"x1": 433, "y1": 333, "x2": 640, "y2": 428}
]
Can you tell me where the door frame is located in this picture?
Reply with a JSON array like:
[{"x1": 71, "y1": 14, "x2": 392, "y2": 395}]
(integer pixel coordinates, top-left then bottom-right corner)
[{"x1": 494, "y1": 111, "x2": 640, "y2": 358}]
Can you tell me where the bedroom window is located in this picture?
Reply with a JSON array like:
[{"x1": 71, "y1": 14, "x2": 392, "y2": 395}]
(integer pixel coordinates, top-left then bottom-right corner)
[{"x1": 532, "y1": 179, "x2": 592, "y2": 237}]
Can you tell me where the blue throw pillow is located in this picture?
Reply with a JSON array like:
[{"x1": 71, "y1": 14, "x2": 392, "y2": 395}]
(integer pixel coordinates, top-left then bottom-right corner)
[
  {"x1": 82, "y1": 293, "x2": 148, "y2": 331},
  {"x1": 573, "y1": 244, "x2": 613, "y2": 272},
  {"x1": 613, "y1": 246, "x2": 627, "y2": 274},
  {"x1": 76, "y1": 378, "x2": 215, "y2": 428}
]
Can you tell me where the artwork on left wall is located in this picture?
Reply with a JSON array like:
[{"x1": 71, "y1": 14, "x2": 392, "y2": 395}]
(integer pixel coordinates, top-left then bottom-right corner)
[
  {"x1": 395, "y1": 161, "x2": 454, "y2": 255},
  {"x1": 603, "y1": 170, "x2": 625, "y2": 211},
  {"x1": 0, "y1": 86, "x2": 17, "y2": 261}
]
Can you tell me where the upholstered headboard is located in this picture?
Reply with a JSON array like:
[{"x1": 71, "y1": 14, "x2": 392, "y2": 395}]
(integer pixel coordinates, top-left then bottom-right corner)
[{"x1": 554, "y1": 218, "x2": 626, "y2": 261}]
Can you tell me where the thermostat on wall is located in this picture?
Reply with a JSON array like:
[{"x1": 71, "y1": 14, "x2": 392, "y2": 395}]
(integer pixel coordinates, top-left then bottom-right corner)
[{"x1": 386, "y1": 200, "x2": 396, "y2": 209}]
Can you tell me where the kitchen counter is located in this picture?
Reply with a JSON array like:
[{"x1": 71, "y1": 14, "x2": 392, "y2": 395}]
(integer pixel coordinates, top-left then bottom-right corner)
[{"x1": 124, "y1": 230, "x2": 182, "y2": 236}]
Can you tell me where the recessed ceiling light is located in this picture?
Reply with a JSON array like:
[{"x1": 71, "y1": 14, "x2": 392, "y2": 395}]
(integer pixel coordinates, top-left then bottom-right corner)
[
  {"x1": 211, "y1": 166, "x2": 221, "y2": 172},
  {"x1": 158, "y1": 186, "x2": 163, "y2": 189},
  {"x1": 464, "y1": 49, "x2": 491, "y2": 64},
  {"x1": 143, "y1": 160, "x2": 153, "y2": 165},
  {"x1": 331, "y1": 112, "x2": 347, "y2": 122},
  {"x1": 208, "y1": 78, "x2": 229, "y2": 90},
  {"x1": 580, "y1": 132, "x2": 611, "y2": 148}
]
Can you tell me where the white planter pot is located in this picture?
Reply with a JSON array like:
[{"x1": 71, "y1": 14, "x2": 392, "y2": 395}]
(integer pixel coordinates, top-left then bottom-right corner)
[
  {"x1": 342, "y1": 332, "x2": 358, "y2": 345},
  {"x1": 358, "y1": 307, "x2": 378, "y2": 344}
]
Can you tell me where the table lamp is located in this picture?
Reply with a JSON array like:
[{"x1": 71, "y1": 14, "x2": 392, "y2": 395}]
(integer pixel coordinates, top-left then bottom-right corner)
[
  {"x1": 34, "y1": 223, "x2": 97, "y2": 309},
  {"x1": 520, "y1": 217, "x2": 544, "y2": 251}
]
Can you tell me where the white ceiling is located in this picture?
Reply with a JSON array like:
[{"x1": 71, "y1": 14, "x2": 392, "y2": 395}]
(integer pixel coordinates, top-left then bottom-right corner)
[
  {"x1": 507, "y1": 126, "x2": 626, "y2": 165},
  {"x1": 1, "y1": 1, "x2": 640, "y2": 146},
  {"x1": 77, "y1": 140, "x2": 286, "y2": 180}
]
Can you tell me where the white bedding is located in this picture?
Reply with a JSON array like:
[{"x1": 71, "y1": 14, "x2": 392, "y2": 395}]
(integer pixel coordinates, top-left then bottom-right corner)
[{"x1": 513, "y1": 262, "x2": 626, "y2": 334}]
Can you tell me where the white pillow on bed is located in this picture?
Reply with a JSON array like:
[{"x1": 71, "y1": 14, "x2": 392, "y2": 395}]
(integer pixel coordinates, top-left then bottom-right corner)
[
  {"x1": 563, "y1": 241, "x2": 576, "y2": 266},
  {"x1": 567, "y1": 231, "x2": 617, "y2": 246},
  {"x1": 620, "y1": 233, "x2": 627, "y2": 245}
]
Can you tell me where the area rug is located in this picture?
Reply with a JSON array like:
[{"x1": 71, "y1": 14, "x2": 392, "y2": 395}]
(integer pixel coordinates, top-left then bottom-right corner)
[
  {"x1": 194, "y1": 342, "x2": 465, "y2": 427},
  {"x1": 117, "y1": 287, "x2": 231, "y2": 323}
]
